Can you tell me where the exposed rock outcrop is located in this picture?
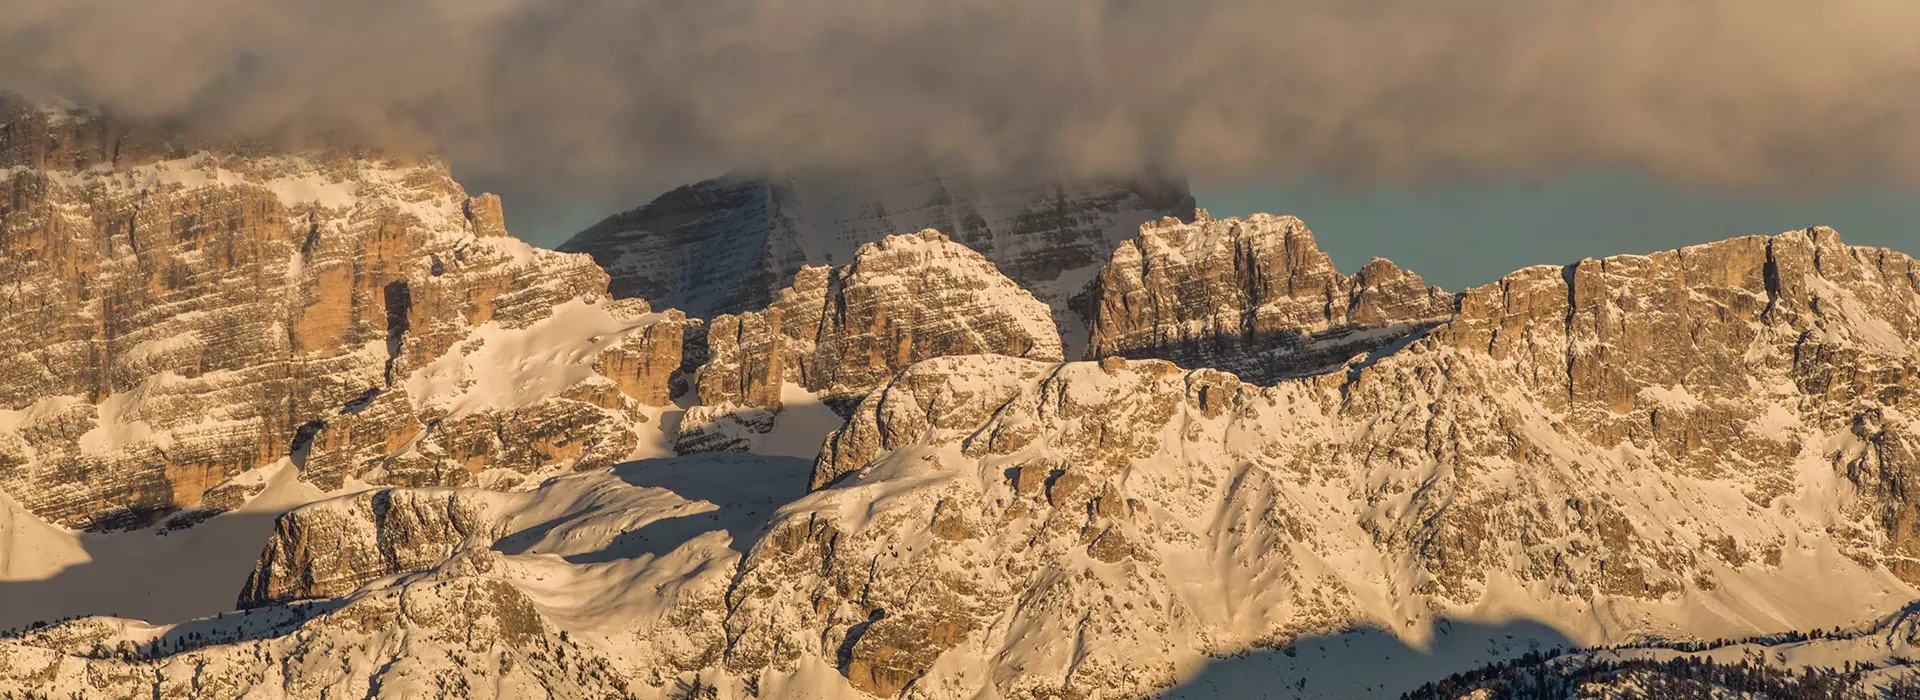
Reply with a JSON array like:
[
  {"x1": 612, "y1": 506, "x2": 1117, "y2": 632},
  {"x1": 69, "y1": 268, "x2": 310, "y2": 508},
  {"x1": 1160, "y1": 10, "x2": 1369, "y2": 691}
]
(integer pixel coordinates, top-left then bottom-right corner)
[
  {"x1": 0, "y1": 97, "x2": 686, "y2": 530},
  {"x1": 678, "y1": 230, "x2": 1062, "y2": 453},
  {"x1": 1082, "y1": 211, "x2": 1456, "y2": 382},
  {"x1": 238, "y1": 489, "x2": 504, "y2": 607},
  {"x1": 1, "y1": 566, "x2": 633, "y2": 698}
]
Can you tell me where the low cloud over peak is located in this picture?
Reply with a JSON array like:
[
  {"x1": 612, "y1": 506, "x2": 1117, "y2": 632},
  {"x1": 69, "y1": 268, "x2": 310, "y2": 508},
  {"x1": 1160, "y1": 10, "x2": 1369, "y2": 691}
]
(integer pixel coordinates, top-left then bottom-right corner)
[{"x1": 6, "y1": 0, "x2": 1919, "y2": 196}]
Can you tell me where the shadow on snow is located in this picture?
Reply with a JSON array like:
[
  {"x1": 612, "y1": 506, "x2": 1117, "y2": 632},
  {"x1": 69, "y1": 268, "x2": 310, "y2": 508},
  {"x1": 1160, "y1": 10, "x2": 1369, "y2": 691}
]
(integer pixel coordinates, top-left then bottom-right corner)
[
  {"x1": 1155, "y1": 617, "x2": 1580, "y2": 700},
  {"x1": 494, "y1": 453, "x2": 813, "y2": 563}
]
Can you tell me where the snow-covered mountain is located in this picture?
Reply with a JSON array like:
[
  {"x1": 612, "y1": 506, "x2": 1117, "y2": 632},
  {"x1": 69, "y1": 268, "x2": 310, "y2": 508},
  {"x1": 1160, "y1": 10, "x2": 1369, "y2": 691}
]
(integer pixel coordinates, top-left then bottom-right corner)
[
  {"x1": 1082, "y1": 211, "x2": 1456, "y2": 383},
  {"x1": 0, "y1": 94, "x2": 688, "y2": 533},
  {"x1": 556, "y1": 167, "x2": 1196, "y2": 350},
  {"x1": 680, "y1": 229, "x2": 1063, "y2": 453},
  {"x1": 8, "y1": 90, "x2": 1920, "y2": 700},
  {"x1": 6, "y1": 211, "x2": 1918, "y2": 699}
]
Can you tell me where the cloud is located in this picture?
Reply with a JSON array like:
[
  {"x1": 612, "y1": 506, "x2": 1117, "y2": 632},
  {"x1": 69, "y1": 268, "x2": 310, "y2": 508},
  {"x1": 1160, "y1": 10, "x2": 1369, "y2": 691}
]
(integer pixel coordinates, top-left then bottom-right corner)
[{"x1": 5, "y1": 0, "x2": 1920, "y2": 196}]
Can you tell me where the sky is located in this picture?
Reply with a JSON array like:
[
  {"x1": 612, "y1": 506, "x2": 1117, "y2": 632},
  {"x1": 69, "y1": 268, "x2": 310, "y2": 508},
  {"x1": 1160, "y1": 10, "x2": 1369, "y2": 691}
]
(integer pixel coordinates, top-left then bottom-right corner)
[
  {"x1": 7, "y1": 0, "x2": 1920, "y2": 273},
  {"x1": 1196, "y1": 173, "x2": 1920, "y2": 291},
  {"x1": 491, "y1": 168, "x2": 1920, "y2": 295}
]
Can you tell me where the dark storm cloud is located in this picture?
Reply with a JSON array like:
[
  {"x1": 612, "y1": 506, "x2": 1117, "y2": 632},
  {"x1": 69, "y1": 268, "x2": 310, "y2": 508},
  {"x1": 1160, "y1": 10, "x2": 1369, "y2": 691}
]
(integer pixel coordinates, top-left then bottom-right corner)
[{"x1": 5, "y1": 0, "x2": 1920, "y2": 192}]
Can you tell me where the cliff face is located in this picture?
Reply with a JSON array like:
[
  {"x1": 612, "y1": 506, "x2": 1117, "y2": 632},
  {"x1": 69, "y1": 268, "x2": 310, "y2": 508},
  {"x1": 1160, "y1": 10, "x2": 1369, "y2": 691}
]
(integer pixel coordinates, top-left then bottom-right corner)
[
  {"x1": 557, "y1": 168, "x2": 1196, "y2": 327},
  {"x1": 0, "y1": 97, "x2": 685, "y2": 530},
  {"x1": 679, "y1": 230, "x2": 1062, "y2": 453},
  {"x1": 237, "y1": 489, "x2": 504, "y2": 607},
  {"x1": 1082, "y1": 211, "x2": 1457, "y2": 382}
]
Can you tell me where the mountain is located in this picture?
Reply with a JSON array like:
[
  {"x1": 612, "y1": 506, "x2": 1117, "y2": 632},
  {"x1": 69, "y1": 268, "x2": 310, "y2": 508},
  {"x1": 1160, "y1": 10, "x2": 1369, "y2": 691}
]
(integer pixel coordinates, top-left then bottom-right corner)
[
  {"x1": 555, "y1": 167, "x2": 1196, "y2": 349},
  {"x1": 771, "y1": 226, "x2": 1920, "y2": 698},
  {"x1": 680, "y1": 229, "x2": 1064, "y2": 453},
  {"x1": 1081, "y1": 211, "x2": 1456, "y2": 383},
  {"x1": 7, "y1": 213, "x2": 1917, "y2": 699},
  {"x1": 7, "y1": 91, "x2": 1920, "y2": 700},
  {"x1": 3, "y1": 452, "x2": 807, "y2": 697},
  {"x1": 0, "y1": 94, "x2": 688, "y2": 533}
]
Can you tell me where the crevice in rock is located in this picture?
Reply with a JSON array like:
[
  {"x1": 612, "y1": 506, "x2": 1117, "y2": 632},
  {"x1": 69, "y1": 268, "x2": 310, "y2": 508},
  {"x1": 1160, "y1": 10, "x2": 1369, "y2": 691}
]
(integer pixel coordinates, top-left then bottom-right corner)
[
  {"x1": 836, "y1": 607, "x2": 886, "y2": 673},
  {"x1": 342, "y1": 387, "x2": 381, "y2": 415},
  {"x1": 1762, "y1": 236, "x2": 1784, "y2": 317},
  {"x1": 290, "y1": 419, "x2": 326, "y2": 470},
  {"x1": 299, "y1": 215, "x2": 320, "y2": 258},
  {"x1": 382, "y1": 280, "x2": 411, "y2": 386},
  {"x1": 1562, "y1": 262, "x2": 1581, "y2": 402}
]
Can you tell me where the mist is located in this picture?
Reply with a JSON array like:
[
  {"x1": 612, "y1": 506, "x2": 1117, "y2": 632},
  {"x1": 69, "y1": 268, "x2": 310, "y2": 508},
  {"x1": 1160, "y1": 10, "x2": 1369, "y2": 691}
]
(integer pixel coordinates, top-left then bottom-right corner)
[{"x1": 6, "y1": 0, "x2": 1920, "y2": 210}]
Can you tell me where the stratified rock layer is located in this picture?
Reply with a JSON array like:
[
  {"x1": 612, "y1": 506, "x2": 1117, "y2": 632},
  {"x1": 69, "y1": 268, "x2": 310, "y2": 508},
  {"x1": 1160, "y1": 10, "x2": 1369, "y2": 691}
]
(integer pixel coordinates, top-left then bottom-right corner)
[
  {"x1": 238, "y1": 489, "x2": 504, "y2": 607},
  {"x1": 1083, "y1": 211, "x2": 1456, "y2": 382},
  {"x1": 558, "y1": 168, "x2": 1196, "y2": 322},
  {"x1": 679, "y1": 230, "x2": 1062, "y2": 453},
  {"x1": 0, "y1": 97, "x2": 684, "y2": 530}
]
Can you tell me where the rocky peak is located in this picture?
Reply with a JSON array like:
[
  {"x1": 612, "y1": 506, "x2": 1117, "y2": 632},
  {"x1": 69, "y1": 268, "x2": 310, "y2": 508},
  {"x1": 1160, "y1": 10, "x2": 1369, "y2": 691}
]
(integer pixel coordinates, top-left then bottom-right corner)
[
  {"x1": 1082, "y1": 210, "x2": 1456, "y2": 382},
  {"x1": 679, "y1": 229, "x2": 1062, "y2": 452},
  {"x1": 0, "y1": 98, "x2": 688, "y2": 530}
]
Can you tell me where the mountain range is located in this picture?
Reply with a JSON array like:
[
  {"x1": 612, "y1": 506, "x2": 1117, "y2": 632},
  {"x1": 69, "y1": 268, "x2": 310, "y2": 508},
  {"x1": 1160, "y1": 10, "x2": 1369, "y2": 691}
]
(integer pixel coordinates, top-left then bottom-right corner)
[{"x1": 1, "y1": 94, "x2": 1917, "y2": 699}]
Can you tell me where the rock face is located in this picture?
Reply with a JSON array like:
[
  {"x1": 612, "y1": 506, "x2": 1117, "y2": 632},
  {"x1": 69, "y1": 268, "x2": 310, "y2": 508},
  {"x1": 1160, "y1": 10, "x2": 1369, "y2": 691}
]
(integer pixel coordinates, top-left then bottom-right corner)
[
  {"x1": 1083, "y1": 211, "x2": 1457, "y2": 382},
  {"x1": 238, "y1": 489, "x2": 504, "y2": 607},
  {"x1": 557, "y1": 168, "x2": 1196, "y2": 325},
  {"x1": 679, "y1": 230, "x2": 1063, "y2": 453},
  {"x1": 726, "y1": 227, "x2": 1919, "y2": 698},
  {"x1": 0, "y1": 96, "x2": 685, "y2": 530}
]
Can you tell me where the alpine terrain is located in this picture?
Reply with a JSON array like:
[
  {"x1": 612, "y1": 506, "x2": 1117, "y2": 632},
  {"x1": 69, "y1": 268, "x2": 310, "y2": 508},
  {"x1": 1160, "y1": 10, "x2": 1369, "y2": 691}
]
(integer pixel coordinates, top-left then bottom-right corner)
[{"x1": 2, "y1": 94, "x2": 1919, "y2": 700}]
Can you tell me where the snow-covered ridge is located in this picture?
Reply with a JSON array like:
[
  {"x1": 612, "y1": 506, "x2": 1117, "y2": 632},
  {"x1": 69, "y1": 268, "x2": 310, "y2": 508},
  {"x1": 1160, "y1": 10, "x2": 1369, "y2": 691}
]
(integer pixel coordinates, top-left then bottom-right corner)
[{"x1": 2, "y1": 452, "x2": 813, "y2": 697}]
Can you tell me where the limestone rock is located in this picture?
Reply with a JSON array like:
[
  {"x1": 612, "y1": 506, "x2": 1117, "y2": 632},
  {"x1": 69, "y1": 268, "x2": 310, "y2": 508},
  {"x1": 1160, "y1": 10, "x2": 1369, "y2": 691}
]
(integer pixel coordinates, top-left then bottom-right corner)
[
  {"x1": 678, "y1": 230, "x2": 1062, "y2": 453},
  {"x1": 0, "y1": 97, "x2": 685, "y2": 530},
  {"x1": 725, "y1": 226, "x2": 1920, "y2": 698},
  {"x1": 8, "y1": 224, "x2": 1917, "y2": 700},
  {"x1": 238, "y1": 489, "x2": 503, "y2": 607},
  {"x1": 1082, "y1": 211, "x2": 1456, "y2": 382}
]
